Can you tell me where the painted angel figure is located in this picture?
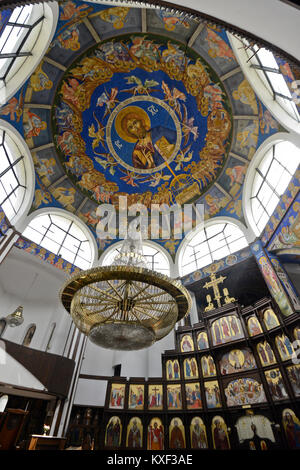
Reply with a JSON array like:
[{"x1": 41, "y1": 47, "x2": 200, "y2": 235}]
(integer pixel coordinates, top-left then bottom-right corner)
[
  {"x1": 130, "y1": 36, "x2": 160, "y2": 61},
  {"x1": 122, "y1": 76, "x2": 160, "y2": 95},
  {"x1": 181, "y1": 103, "x2": 198, "y2": 145},
  {"x1": 0, "y1": 95, "x2": 23, "y2": 122},
  {"x1": 161, "y1": 81, "x2": 186, "y2": 116},
  {"x1": 59, "y1": 1, "x2": 91, "y2": 21},
  {"x1": 96, "y1": 88, "x2": 119, "y2": 117},
  {"x1": 89, "y1": 112, "x2": 106, "y2": 149},
  {"x1": 24, "y1": 111, "x2": 47, "y2": 138}
]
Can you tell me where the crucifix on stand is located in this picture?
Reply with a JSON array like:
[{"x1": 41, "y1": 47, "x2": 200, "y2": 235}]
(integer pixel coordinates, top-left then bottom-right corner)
[{"x1": 204, "y1": 273, "x2": 226, "y2": 309}]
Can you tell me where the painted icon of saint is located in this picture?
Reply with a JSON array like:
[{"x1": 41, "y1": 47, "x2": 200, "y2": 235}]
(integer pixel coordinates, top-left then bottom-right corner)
[
  {"x1": 148, "y1": 420, "x2": 164, "y2": 450},
  {"x1": 115, "y1": 106, "x2": 177, "y2": 170}
]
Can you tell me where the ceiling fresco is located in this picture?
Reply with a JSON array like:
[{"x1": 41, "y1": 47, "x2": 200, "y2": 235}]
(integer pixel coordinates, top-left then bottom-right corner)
[
  {"x1": 51, "y1": 33, "x2": 232, "y2": 208},
  {"x1": 0, "y1": 1, "x2": 287, "y2": 259}
]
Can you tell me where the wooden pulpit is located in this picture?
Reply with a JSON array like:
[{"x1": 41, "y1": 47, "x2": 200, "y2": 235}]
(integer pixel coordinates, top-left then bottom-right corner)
[{"x1": 28, "y1": 435, "x2": 67, "y2": 450}]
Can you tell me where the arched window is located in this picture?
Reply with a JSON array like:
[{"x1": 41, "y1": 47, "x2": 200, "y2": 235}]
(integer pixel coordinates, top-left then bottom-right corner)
[
  {"x1": 101, "y1": 242, "x2": 171, "y2": 276},
  {"x1": 179, "y1": 222, "x2": 248, "y2": 276},
  {"x1": 22, "y1": 323, "x2": 36, "y2": 347},
  {"x1": 22, "y1": 212, "x2": 94, "y2": 269},
  {"x1": 229, "y1": 34, "x2": 300, "y2": 133},
  {"x1": 0, "y1": 318, "x2": 7, "y2": 337},
  {"x1": 0, "y1": 3, "x2": 58, "y2": 101},
  {"x1": 244, "y1": 42, "x2": 299, "y2": 121},
  {"x1": 0, "y1": 128, "x2": 26, "y2": 222},
  {"x1": 0, "y1": 394, "x2": 8, "y2": 412},
  {"x1": 249, "y1": 140, "x2": 300, "y2": 234},
  {"x1": 45, "y1": 322, "x2": 56, "y2": 352}
]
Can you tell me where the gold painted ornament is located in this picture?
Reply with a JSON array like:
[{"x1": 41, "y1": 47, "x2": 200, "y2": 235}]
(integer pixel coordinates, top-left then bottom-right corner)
[{"x1": 60, "y1": 235, "x2": 191, "y2": 350}]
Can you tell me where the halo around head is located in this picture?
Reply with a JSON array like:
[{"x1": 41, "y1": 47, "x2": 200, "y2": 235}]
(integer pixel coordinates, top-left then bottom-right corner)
[{"x1": 115, "y1": 105, "x2": 151, "y2": 143}]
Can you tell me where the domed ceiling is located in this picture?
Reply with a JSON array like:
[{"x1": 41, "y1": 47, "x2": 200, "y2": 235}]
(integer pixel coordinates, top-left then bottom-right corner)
[{"x1": 2, "y1": 2, "x2": 285, "y2": 258}]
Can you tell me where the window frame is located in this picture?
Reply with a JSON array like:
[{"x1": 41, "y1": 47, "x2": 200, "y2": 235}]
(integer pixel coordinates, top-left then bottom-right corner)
[
  {"x1": 178, "y1": 220, "x2": 249, "y2": 277},
  {"x1": 22, "y1": 212, "x2": 95, "y2": 270}
]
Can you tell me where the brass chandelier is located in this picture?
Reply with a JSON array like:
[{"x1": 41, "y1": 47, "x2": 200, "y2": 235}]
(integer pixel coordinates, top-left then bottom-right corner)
[{"x1": 60, "y1": 233, "x2": 192, "y2": 350}]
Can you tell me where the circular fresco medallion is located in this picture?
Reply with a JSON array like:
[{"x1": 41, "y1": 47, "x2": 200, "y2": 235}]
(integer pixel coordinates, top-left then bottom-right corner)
[
  {"x1": 53, "y1": 34, "x2": 232, "y2": 208},
  {"x1": 106, "y1": 95, "x2": 182, "y2": 174}
]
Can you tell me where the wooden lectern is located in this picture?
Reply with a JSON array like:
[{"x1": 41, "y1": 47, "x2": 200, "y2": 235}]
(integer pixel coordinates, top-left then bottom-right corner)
[{"x1": 28, "y1": 435, "x2": 67, "y2": 450}]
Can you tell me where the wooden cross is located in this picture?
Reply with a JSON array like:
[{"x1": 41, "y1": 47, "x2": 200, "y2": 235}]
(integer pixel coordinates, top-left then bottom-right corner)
[{"x1": 204, "y1": 273, "x2": 226, "y2": 308}]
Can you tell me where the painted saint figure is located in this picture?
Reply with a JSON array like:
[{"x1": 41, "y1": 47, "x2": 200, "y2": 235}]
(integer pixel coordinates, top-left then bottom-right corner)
[
  {"x1": 115, "y1": 106, "x2": 177, "y2": 170},
  {"x1": 212, "y1": 418, "x2": 230, "y2": 450},
  {"x1": 127, "y1": 418, "x2": 142, "y2": 448},
  {"x1": 105, "y1": 417, "x2": 121, "y2": 448},
  {"x1": 169, "y1": 419, "x2": 185, "y2": 449},
  {"x1": 181, "y1": 335, "x2": 194, "y2": 352},
  {"x1": 282, "y1": 409, "x2": 300, "y2": 449},
  {"x1": 148, "y1": 420, "x2": 164, "y2": 450},
  {"x1": 191, "y1": 418, "x2": 208, "y2": 449}
]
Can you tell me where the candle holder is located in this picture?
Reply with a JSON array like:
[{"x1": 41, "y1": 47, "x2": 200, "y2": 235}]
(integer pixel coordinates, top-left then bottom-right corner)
[{"x1": 43, "y1": 424, "x2": 50, "y2": 436}]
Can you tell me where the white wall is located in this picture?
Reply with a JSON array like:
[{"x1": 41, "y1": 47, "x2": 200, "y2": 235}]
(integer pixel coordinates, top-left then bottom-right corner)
[
  {"x1": 0, "y1": 340, "x2": 46, "y2": 391},
  {"x1": 74, "y1": 378, "x2": 108, "y2": 407},
  {"x1": 0, "y1": 247, "x2": 72, "y2": 356}
]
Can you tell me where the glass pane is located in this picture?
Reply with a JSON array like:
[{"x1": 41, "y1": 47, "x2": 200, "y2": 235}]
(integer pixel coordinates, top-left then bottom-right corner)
[
  {"x1": 257, "y1": 212, "x2": 269, "y2": 233},
  {"x1": 182, "y1": 245, "x2": 194, "y2": 263},
  {"x1": 252, "y1": 172, "x2": 263, "y2": 196},
  {"x1": 258, "y1": 149, "x2": 273, "y2": 175},
  {"x1": 0, "y1": 181, "x2": 7, "y2": 203},
  {"x1": 51, "y1": 214, "x2": 72, "y2": 232},
  {"x1": 1, "y1": 26, "x2": 23, "y2": 54},
  {"x1": 275, "y1": 170, "x2": 292, "y2": 195},
  {"x1": 16, "y1": 5, "x2": 32, "y2": 24},
  {"x1": 197, "y1": 254, "x2": 212, "y2": 270},
  {"x1": 142, "y1": 245, "x2": 156, "y2": 256},
  {"x1": 78, "y1": 241, "x2": 92, "y2": 260},
  {"x1": 257, "y1": 48, "x2": 278, "y2": 69},
  {"x1": 205, "y1": 224, "x2": 224, "y2": 238},
  {"x1": 64, "y1": 233, "x2": 80, "y2": 254},
  {"x1": 190, "y1": 229, "x2": 206, "y2": 247},
  {"x1": 0, "y1": 147, "x2": 10, "y2": 173},
  {"x1": 58, "y1": 246, "x2": 75, "y2": 264},
  {"x1": 23, "y1": 226, "x2": 43, "y2": 244},
  {"x1": 11, "y1": 184, "x2": 25, "y2": 213},
  {"x1": 5, "y1": 55, "x2": 26, "y2": 82},
  {"x1": 266, "y1": 159, "x2": 285, "y2": 188},
  {"x1": 29, "y1": 215, "x2": 50, "y2": 235},
  {"x1": 275, "y1": 141, "x2": 300, "y2": 174},
  {"x1": 212, "y1": 246, "x2": 230, "y2": 260},
  {"x1": 182, "y1": 261, "x2": 197, "y2": 276},
  {"x1": 194, "y1": 240, "x2": 210, "y2": 256},
  {"x1": 75, "y1": 257, "x2": 90, "y2": 270},
  {"x1": 252, "y1": 198, "x2": 265, "y2": 224},
  {"x1": 259, "y1": 181, "x2": 274, "y2": 206},
  {"x1": 1, "y1": 168, "x2": 18, "y2": 191},
  {"x1": 12, "y1": 161, "x2": 25, "y2": 186},
  {"x1": 224, "y1": 224, "x2": 242, "y2": 241},
  {"x1": 265, "y1": 193, "x2": 279, "y2": 215},
  {"x1": 103, "y1": 249, "x2": 121, "y2": 266},
  {"x1": 267, "y1": 71, "x2": 291, "y2": 97},
  {"x1": 68, "y1": 222, "x2": 87, "y2": 241},
  {"x1": 41, "y1": 237, "x2": 60, "y2": 254},
  {"x1": 275, "y1": 94, "x2": 300, "y2": 121},
  {"x1": 0, "y1": 26, "x2": 13, "y2": 51},
  {"x1": 46, "y1": 223, "x2": 66, "y2": 245},
  {"x1": 229, "y1": 238, "x2": 248, "y2": 253},
  {"x1": 1, "y1": 198, "x2": 15, "y2": 220},
  {"x1": 208, "y1": 231, "x2": 227, "y2": 252}
]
